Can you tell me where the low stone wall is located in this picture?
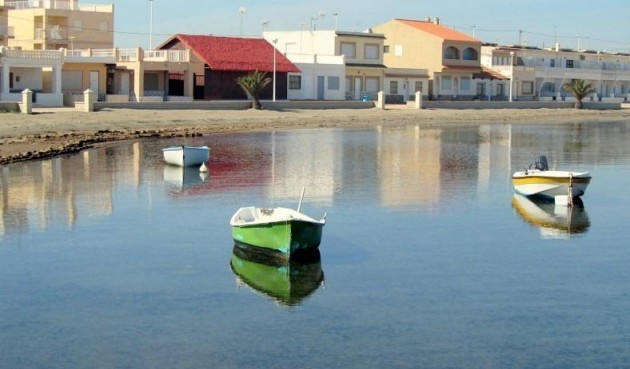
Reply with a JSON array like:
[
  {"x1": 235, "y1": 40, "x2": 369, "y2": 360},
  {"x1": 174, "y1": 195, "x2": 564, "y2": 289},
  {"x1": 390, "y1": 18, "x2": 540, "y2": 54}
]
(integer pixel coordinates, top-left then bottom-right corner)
[
  {"x1": 422, "y1": 101, "x2": 622, "y2": 110},
  {"x1": 0, "y1": 102, "x2": 20, "y2": 112},
  {"x1": 94, "y1": 100, "x2": 375, "y2": 111},
  {"x1": 91, "y1": 99, "x2": 621, "y2": 112}
]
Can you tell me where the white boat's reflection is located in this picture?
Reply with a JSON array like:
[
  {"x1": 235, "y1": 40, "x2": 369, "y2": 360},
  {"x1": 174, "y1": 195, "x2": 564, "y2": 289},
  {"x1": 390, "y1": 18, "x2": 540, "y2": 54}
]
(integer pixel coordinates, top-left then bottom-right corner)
[
  {"x1": 230, "y1": 245, "x2": 324, "y2": 308},
  {"x1": 163, "y1": 165, "x2": 209, "y2": 191},
  {"x1": 512, "y1": 194, "x2": 590, "y2": 239}
]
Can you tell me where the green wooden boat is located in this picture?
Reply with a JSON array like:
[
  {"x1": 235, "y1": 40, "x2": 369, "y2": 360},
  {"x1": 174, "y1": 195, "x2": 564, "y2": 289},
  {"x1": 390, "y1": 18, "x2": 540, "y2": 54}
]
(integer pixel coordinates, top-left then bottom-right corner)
[
  {"x1": 229, "y1": 246, "x2": 324, "y2": 307},
  {"x1": 230, "y1": 206, "x2": 325, "y2": 259}
]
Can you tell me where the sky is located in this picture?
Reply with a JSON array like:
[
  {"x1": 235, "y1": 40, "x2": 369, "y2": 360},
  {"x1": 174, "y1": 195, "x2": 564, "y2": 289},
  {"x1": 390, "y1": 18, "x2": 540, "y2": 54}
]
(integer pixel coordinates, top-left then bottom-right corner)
[{"x1": 107, "y1": 0, "x2": 630, "y2": 53}]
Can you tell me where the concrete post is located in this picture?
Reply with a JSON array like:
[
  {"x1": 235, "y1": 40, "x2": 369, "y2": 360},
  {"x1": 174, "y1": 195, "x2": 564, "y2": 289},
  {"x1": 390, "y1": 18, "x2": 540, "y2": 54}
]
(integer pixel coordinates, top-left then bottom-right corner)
[
  {"x1": 377, "y1": 91, "x2": 385, "y2": 109},
  {"x1": 83, "y1": 89, "x2": 95, "y2": 112},
  {"x1": 21, "y1": 89, "x2": 32, "y2": 114},
  {"x1": 414, "y1": 91, "x2": 423, "y2": 109}
]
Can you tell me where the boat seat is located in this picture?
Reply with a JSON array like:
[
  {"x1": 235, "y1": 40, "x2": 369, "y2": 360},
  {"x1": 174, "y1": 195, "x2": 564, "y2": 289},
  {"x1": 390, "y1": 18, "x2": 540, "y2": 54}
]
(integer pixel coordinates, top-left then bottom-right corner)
[{"x1": 238, "y1": 207, "x2": 258, "y2": 223}]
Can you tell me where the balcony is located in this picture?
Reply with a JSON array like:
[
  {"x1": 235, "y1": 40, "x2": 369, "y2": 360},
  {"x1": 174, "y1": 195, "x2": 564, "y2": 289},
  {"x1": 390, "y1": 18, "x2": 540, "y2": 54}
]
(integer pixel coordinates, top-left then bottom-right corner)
[
  {"x1": 6, "y1": 0, "x2": 113, "y2": 12},
  {"x1": 35, "y1": 26, "x2": 68, "y2": 44},
  {"x1": 117, "y1": 49, "x2": 190, "y2": 63},
  {"x1": 0, "y1": 26, "x2": 15, "y2": 38}
]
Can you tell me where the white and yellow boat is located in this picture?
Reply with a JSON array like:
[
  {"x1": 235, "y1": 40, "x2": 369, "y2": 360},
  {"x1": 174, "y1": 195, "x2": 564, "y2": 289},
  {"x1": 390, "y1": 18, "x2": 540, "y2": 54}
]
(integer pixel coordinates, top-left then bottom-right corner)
[{"x1": 512, "y1": 156, "x2": 591, "y2": 200}]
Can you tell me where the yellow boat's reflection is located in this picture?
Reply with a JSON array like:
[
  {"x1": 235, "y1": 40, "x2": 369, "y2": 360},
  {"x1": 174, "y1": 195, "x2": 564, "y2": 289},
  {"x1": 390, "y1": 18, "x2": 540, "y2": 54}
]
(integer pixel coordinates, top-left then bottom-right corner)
[
  {"x1": 229, "y1": 244, "x2": 324, "y2": 308},
  {"x1": 512, "y1": 193, "x2": 590, "y2": 239}
]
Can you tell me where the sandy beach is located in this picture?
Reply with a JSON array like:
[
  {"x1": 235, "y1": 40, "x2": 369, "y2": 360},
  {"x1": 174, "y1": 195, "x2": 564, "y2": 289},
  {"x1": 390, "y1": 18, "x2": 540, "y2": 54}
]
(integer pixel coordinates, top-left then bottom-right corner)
[{"x1": 1, "y1": 106, "x2": 629, "y2": 165}]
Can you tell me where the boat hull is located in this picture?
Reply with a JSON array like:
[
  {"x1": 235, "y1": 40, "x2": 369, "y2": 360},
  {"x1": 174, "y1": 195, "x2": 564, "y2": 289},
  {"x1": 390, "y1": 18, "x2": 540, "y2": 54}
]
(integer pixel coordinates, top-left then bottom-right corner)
[
  {"x1": 512, "y1": 170, "x2": 591, "y2": 199},
  {"x1": 232, "y1": 220, "x2": 323, "y2": 258},
  {"x1": 162, "y1": 146, "x2": 210, "y2": 167}
]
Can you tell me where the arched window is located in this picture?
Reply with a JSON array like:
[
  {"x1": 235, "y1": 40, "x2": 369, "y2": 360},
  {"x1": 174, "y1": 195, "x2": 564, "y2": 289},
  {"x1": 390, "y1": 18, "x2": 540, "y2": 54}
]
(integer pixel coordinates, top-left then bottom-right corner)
[
  {"x1": 463, "y1": 48, "x2": 478, "y2": 60},
  {"x1": 444, "y1": 46, "x2": 459, "y2": 60}
]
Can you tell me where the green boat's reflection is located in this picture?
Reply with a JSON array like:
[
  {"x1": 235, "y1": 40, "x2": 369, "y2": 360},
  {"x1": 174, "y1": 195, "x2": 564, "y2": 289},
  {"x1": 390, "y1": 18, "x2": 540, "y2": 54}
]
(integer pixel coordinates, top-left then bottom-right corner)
[
  {"x1": 229, "y1": 245, "x2": 325, "y2": 307},
  {"x1": 512, "y1": 194, "x2": 590, "y2": 239}
]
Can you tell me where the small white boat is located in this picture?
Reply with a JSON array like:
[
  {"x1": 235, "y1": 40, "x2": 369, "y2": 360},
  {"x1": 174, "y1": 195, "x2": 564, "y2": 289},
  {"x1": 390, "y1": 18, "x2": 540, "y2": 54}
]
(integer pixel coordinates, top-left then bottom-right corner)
[
  {"x1": 162, "y1": 146, "x2": 210, "y2": 167},
  {"x1": 512, "y1": 156, "x2": 591, "y2": 200}
]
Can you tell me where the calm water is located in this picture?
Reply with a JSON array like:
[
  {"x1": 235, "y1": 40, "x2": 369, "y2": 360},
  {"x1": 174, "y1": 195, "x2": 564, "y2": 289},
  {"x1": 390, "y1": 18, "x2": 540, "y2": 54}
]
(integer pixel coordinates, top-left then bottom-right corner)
[{"x1": 2, "y1": 122, "x2": 630, "y2": 368}]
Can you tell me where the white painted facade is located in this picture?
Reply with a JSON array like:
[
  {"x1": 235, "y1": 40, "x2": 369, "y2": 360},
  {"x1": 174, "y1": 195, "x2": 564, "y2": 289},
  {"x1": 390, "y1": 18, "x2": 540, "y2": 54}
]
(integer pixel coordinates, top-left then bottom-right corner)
[
  {"x1": 264, "y1": 30, "x2": 345, "y2": 100},
  {"x1": 0, "y1": 47, "x2": 64, "y2": 106},
  {"x1": 482, "y1": 45, "x2": 630, "y2": 102}
]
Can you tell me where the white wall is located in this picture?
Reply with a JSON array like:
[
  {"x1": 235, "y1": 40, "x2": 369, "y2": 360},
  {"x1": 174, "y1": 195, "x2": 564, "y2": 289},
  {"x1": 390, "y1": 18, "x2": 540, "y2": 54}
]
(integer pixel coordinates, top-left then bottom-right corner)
[
  {"x1": 288, "y1": 62, "x2": 345, "y2": 100},
  {"x1": 263, "y1": 30, "x2": 336, "y2": 56},
  {"x1": 11, "y1": 67, "x2": 43, "y2": 91}
]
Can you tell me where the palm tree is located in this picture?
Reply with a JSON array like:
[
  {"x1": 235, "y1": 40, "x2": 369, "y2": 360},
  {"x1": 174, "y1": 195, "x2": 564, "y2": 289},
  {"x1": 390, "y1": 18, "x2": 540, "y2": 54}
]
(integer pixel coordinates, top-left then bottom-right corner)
[
  {"x1": 236, "y1": 70, "x2": 271, "y2": 110},
  {"x1": 562, "y1": 79, "x2": 596, "y2": 109}
]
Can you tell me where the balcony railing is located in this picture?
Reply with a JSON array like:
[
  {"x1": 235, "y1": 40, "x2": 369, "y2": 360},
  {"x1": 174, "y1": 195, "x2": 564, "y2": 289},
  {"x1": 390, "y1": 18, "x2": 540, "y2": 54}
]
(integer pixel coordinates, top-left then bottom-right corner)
[
  {"x1": 0, "y1": 26, "x2": 15, "y2": 37},
  {"x1": 6, "y1": 0, "x2": 113, "y2": 12},
  {"x1": 35, "y1": 26, "x2": 68, "y2": 42},
  {"x1": 117, "y1": 49, "x2": 189, "y2": 63},
  {"x1": 143, "y1": 50, "x2": 188, "y2": 62}
]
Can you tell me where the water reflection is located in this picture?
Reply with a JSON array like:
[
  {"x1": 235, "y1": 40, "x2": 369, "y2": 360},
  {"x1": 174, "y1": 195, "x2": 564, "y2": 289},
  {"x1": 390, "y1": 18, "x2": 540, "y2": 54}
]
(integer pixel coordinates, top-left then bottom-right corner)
[
  {"x1": 2, "y1": 122, "x2": 630, "y2": 236},
  {"x1": 163, "y1": 165, "x2": 209, "y2": 191},
  {"x1": 512, "y1": 194, "x2": 590, "y2": 239},
  {"x1": 229, "y1": 245, "x2": 324, "y2": 307}
]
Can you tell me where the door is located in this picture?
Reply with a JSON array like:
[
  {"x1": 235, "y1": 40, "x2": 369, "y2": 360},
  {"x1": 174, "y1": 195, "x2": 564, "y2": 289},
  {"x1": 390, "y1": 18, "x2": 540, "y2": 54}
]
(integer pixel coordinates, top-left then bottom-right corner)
[
  {"x1": 317, "y1": 76, "x2": 325, "y2": 100},
  {"x1": 354, "y1": 77, "x2": 362, "y2": 100},
  {"x1": 120, "y1": 72, "x2": 130, "y2": 95},
  {"x1": 89, "y1": 71, "x2": 99, "y2": 96}
]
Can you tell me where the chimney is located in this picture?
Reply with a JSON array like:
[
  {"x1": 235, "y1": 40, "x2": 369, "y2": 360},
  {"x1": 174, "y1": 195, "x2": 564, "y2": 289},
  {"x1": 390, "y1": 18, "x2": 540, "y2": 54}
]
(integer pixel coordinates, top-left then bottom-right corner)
[
  {"x1": 555, "y1": 42, "x2": 560, "y2": 52},
  {"x1": 425, "y1": 17, "x2": 431, "y2": 22},
  {"x1": 434, "y1": 17, "x2": 440, "y2": 25}
]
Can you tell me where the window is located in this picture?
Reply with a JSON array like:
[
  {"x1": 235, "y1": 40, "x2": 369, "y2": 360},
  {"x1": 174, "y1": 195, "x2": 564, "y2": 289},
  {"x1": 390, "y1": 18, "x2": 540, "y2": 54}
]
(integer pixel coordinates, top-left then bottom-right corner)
[
  {"x1": 476, "y1": 82, "x2": 486, "y2": 96},
  {"x1": 522, "y1": 81, "x2": 534, "y2": 95},
  {"x1": 444, "y1": 46, "x2": 459, "y2": 59},
  {"x1": 366, "y1": 77, "x2": 379, "y2": 92},
  {"x1": 340, "y1": 42, "x2": 356, "y2": 58},
  {"x1": 383, "y1": 45, "x2": 390, "y2": 54},
  {"x1": 327, "y1": 76, "x2": 340, "y2": 90},
  {"x1": 550, "y1": 59, "x2": 555, "y2": 67},
  {"x1": 460, "y1": 77, "x2": 470, "y2": 91},
  {"x1": 289, "y1": 75, "x2": 301, "y2": 90},
  {"x1": 365, "y1": 44, "x2": 379, "y2": 60},
  {"x1": 441, "y1": 76, "x2": 452, "y2": 90},
  {"x1": 414, "y1": 81, "x2": 423, "y2": 93},
  {"x1": 394, "y1": 45, "x2": 403, "y2": 57},
  {"x1": 389, "y1": 81, "x2": 398, "y2": 94},
  {"x1": 566, "y1": 59, "x2": 574, "y2": 68},
  {"x1": 145, "y1": 73, "x2": 159, "y2": 90},
  {"x1": 462, "y1": 48, "x2": 478, "y2": 60}
]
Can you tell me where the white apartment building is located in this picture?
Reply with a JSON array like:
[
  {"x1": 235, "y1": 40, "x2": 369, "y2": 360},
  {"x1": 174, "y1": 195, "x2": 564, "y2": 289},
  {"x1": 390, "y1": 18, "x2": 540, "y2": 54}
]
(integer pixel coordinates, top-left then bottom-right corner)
[
  {"x1": 263, "y1": 30, "x2": 345, "y2": 100},
  {"x1": 264, "y1": 29, "x2": 387, "y2": 101},
  {"x1": 482, "y1": 44, "x2": 630, "y2": 102}
]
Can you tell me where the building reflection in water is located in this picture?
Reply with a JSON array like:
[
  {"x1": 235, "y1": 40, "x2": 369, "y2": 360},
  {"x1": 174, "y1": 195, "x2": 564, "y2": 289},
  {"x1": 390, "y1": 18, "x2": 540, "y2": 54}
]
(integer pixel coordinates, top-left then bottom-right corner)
[
  {"x1": 512, "y1": 194, "x2": 590, "y2": 239},
  {"x1": 229, "y1": 245, "x2": 324, "y2": 308},
  {"x1": 2, "y1": 122, "x2": 622, "y2": 235}
]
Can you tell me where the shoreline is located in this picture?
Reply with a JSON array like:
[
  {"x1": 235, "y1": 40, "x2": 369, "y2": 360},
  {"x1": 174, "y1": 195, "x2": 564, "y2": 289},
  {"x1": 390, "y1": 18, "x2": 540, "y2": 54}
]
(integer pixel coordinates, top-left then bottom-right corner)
[{"x1": 1, "y1": 107, "x2": 629, "y2": 165}]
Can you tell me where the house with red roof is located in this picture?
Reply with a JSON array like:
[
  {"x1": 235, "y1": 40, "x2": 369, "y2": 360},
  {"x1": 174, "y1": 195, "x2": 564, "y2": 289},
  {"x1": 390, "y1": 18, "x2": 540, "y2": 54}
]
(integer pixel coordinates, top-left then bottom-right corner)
[
  {"x1": 158, "y1": 34, "x2": 299, "y2": 101},
  {"x1": 373, "y1": 18, "x2": 508, "y2": 101}
]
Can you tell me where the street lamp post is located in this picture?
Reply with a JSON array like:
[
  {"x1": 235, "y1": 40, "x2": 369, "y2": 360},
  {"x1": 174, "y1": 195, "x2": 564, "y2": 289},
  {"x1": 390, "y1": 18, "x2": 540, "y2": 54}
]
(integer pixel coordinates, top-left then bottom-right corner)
[
  {"x1": 272, "y1": 38, "x2": 277, "y2": 102},
  {"x1": 239, "y1": 6, "x2": 247, "y2": 36},
  {"x1": 148, "y1": 0, "x2": 153, "y2": 49},
  {"x1": 509, "y1": 51, "x2": 514, "y2": 102}
]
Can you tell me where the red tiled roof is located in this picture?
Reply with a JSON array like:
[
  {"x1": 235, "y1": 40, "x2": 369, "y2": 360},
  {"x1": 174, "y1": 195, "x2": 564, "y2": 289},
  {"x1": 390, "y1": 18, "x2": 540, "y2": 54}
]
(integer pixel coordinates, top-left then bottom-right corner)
[
  {"x1": 396, "y1": 19, "x2": 479, "y2": 43},
  {"x1": 173, "y1": 34, "x2": 300, "y2": 73}
]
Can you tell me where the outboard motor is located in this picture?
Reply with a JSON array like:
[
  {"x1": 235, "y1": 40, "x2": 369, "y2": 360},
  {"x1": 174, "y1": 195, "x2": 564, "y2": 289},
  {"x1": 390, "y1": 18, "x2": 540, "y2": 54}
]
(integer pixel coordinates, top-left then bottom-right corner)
[{"x1": 534, "y1": 155, "x2": 549, "y2": 171}]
